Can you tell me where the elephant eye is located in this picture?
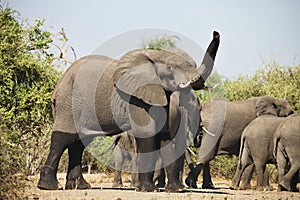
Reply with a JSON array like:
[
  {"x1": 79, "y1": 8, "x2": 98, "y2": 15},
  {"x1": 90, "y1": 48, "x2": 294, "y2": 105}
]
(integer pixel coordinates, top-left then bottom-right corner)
[{"x1": 166, "y1": 65, "x2": 174, "y2": 72}]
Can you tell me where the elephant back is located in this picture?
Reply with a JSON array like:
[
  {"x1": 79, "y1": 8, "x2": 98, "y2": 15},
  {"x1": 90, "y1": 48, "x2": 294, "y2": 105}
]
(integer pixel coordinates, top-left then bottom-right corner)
[
  {"x1": 274, "y1": 114, "x2": 300, "y2": 140},
  {"x1": 52, "y1": 55, "x2": 115, "y2": 134}
]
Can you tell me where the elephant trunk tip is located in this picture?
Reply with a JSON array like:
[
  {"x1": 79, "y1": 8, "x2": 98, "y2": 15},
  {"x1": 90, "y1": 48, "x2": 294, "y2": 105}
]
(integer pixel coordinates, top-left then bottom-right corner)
[{"x1": 213, "y1": 31, "x2": 220, "y2": 38}]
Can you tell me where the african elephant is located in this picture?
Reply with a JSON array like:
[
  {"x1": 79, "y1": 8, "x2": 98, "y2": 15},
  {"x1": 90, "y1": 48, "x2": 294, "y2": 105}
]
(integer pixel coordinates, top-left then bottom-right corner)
[
  {"x1": 37, "y1": 31, "x2": 220, "y2": 192},
  {"x1": 230, "y1": 115, "x2": 287, "y2": 191},
  {"x1": 185, "y1": 96, "x2": 294, "y2": 189},
  {"x1": 112, "y1": 131, "x2": 138, "y2": 188},
  {"x1": 274, "y1": 113, "x2": 300, "y2": 192}
]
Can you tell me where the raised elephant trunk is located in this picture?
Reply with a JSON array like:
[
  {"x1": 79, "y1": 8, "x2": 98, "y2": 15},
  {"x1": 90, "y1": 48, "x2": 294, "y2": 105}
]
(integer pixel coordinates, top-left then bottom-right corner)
[{"x1": 180, "y1": 31, "x2": 220, "y2": 90}]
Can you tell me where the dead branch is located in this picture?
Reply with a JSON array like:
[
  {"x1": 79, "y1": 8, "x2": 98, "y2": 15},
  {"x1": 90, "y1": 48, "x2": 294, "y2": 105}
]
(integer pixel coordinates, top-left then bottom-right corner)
[{"x1": 54, "y1": 28, "x2": 76, "y2": 64}]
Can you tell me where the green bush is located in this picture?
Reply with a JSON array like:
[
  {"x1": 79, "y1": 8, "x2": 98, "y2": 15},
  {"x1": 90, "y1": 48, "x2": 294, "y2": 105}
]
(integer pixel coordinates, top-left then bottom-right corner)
[
  {"x1": 224, "y1": 63, "x2": 300, "y2": 112},
  {"x1": 0, "y1": 4, "x2": 60, "y2": 199}
]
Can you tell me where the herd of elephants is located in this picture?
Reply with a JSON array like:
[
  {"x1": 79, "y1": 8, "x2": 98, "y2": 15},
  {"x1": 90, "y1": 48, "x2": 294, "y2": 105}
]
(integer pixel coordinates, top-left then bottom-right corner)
[{"x1": 37, "y1": 31, "x2": 300, "y2": 193}]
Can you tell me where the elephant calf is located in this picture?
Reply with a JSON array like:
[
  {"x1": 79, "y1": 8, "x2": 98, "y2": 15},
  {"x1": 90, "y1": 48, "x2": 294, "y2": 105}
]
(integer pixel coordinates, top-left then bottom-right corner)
[
  {"x1": 113, "y1": 132, "x2": 138, "y2": 188},
  {"x1": 274, "y1": 114, "x2": 300, "y2": 192},
  {"x1": 231, "y1": 115, "x2": 286, "y2": 191}
]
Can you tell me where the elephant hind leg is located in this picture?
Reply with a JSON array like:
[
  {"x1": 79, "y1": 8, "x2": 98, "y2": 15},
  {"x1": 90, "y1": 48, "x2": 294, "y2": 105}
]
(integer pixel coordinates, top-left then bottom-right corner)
[
  {"x1": 65, "y1": 138, "x2": 91, "y2": 189},
  {"x1": 280, "y1": 162, "x2": 300, "y2": 191},
  {"x1": 38, "y1": 131, "x2": 78, "y2": 190},
  {"x1": 230, "y1": 146, "x2": 252, "y2": 190},
  {"x1": 239, "y1": 164, "x2": 255, "y2": 190}
]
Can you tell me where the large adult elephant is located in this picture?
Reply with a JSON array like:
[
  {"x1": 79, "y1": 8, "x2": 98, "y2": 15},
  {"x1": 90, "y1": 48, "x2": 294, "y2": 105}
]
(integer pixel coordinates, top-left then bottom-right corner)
[
  {"x1": 185, "y1": 96, "x2": 294, "y2": 189},
  {"x1": 37, "y1": 31, "x2": 220, "y2": 192},
  {"x1": 274, "y1": 113, "x2": 300, "y2": 192}
]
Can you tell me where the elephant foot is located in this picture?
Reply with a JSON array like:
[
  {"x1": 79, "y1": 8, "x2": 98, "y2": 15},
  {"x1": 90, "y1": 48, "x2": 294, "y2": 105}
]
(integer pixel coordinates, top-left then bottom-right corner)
[
  {"x1": 165, "y1": 180, "x2": 185, "y2": 192},
  {"x1": 136, "y1": 181, "x2": 159, "y2": 192},
  {"x1": 37, "y1": 166, "x2": 60, "y2": 190},
  {"x1": 65, "y1": 176, "x2": 91, "y2": 190},
  {"x1": 229, "y1": 185, "x2": 240, "y2": 190},
  {"x1": 156, "y1": 180, "x2": 166, "y2": 188},
  {"x1": 202, "y1": 182, "x2": 215, "y2": 189},
  {"x1": 130, "y1": 181, "x2": 138, "y2": 188},
  {"x1": 239, "y1": 183, "x2": 251, "y2": 190},
  {"x1": 185, "y1": 175, "x2": 198, "y2": 189},
  {"x1": 113, "y1": 181, "x2": 123, "y2": 188}
]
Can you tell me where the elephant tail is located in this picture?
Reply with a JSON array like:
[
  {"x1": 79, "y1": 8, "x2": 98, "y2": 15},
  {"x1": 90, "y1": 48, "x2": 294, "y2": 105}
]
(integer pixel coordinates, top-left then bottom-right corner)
[
  {"x1": 273, "y1": 136, "x2": 280, "y2": 159},
  {"x1": 95, "y1": 136, "x2": 120, "y2": 158},
  {"x1": 273, "y1": 136, "x2": 288, "y2": 160},
  {"x1": 238, "y1": 137, "x2": 246, "y2": 170}
]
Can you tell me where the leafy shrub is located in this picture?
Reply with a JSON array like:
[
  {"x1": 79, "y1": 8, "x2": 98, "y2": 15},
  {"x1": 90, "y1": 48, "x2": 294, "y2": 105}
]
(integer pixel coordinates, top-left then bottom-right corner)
[
  {"x1": 141, "y1": 35, "x2": 179, "y2": 50},
  {"x1": 0, "y1": 4, "x2": 60, "y2": 199},
  {"x1": 224, "y1": 62, "x2": 300, "y2": 112}
]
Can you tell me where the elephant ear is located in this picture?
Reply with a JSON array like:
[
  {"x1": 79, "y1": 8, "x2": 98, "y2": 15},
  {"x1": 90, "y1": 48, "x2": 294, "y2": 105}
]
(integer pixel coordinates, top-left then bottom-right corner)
[
  {"x1": 255, "y1": 96, "x2": 277, "y2": 116},
  {"x1": 113, "y1": 50, "x2": 168, "y2": 106}
]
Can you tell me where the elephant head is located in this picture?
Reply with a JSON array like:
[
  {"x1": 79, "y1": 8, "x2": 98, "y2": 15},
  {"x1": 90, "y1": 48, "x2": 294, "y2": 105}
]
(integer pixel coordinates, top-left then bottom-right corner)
[
  {"x1": 112, "y1": 31, "x2": 220, "y2": 107},
  {"x1": 255, "y1": 96, "x2": 294, "y2": 117}
]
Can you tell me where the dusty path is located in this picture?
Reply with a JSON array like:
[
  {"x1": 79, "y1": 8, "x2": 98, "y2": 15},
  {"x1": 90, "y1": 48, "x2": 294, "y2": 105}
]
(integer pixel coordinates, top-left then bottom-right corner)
[{"x1": 25, "y1": 173, "x2": 300, "y2": 200}]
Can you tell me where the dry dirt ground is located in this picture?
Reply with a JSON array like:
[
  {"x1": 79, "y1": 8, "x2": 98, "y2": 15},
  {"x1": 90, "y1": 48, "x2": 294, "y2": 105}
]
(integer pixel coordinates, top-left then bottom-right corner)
[{"x1": 25, "y1": 173, "x2": 300, "y2": 200}]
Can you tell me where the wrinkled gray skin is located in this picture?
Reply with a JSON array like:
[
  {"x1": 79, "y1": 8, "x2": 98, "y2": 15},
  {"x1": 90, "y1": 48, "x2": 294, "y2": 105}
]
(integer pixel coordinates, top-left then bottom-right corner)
[
  {"x1": 230, "y1": 115, "x2": 287, "y2": 191},
  {"x1": 112, "y1": 132, "x2": 139, "y2": 188},
  {"x1": 113, "y1": 91, "x2": 199, "y2": 189},
  {"x1": 112, "y1": 132, "x2": 168, "y2": 189},
  {"x1": 186, "y1": 96, "x2": 294, "y2": 189},
  {"x1": 274, "y1": 114, "x2": 300, "y2": 192},
  {"x1": 37, "y1": 32, "x2": 220, "y2": 192}
]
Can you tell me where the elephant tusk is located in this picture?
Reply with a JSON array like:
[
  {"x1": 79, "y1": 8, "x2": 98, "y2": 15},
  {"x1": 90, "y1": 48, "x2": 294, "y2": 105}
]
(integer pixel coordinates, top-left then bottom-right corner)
[
  {"x1": 178, "y1": 81, "x2": 191, "y2": 89},
  {"x1": 187, "y1": 146, "x2": 196, "y2": 156},
  {"x1": 202, "y1": 127, "x2": 215, "y2": 137}
]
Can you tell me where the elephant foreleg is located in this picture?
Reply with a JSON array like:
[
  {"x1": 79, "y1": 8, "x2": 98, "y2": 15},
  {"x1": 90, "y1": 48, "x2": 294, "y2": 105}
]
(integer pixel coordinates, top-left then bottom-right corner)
[
  {"x1": 185, "y1": 163, "x2": 203, "y2": 188},
  {"x1": 202, "y1": 162, "x2": 215, "y2": 189},
  {"x1": 130, "y1": 152, "x2": 139, "y2": 188},
  {"x1": 135, "y1": 136, "x2": 159, "y2": 192},
  {"x1": 65, "y1": 139, "x2": 91, "y2": 189},
  {"x1": 113, "y1": 145, "x2": 125, "y2": 188},
  {"x1": 153, "y1": 155, "x2": 166, "y2": 188}
]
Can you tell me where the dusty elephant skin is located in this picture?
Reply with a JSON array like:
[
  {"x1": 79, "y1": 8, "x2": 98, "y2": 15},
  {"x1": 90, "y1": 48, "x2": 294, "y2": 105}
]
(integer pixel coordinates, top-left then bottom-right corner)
[
  {"x1": 185, "y1": 96, "x2": 294, "y2": 189},
  {"x1": 112, "y1": 132, "x2": 139, "y2": 188},
  {"x1": 230, "y1": 115, "x2": 287, "y2": 191},
  {"x1": 112, "y1": 131, "x2": 166, "y2": 189},
  {"x1": 113, "y1": 89, "x2": 200, "y2": 189},
  {"x1": 37, "y1": 31, "x2": 220, "y2": 192},
  {"x1": 274, "y1": 113, "x2": 300, "y2": 192}
]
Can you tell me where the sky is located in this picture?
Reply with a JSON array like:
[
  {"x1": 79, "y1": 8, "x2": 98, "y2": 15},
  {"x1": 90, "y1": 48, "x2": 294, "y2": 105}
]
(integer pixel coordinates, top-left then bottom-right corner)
[{"x1": 8, "y1": 0, "x2": 300, "y2": 78}]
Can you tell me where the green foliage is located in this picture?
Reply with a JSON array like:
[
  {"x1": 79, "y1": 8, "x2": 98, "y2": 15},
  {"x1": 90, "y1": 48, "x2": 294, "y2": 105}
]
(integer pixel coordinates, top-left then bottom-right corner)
[
  {"x1": 197, "y1": 71, "x2": 226, "y2": 103},
  {"x1": 209, "y1": 155, "x2": 239, "y2": 179},
  {"x1": 0, "y1": 4, "x2": 61, "y2": 199},
  {"x1": 85, "y1": 137, "x2": 115, "y2": 173},
  {"x1": 141, "y1": 35, "x2": 179, "y2": 50},
  {"x1": 224, "y1": 62, "x2": 300, "y2": 112}
]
